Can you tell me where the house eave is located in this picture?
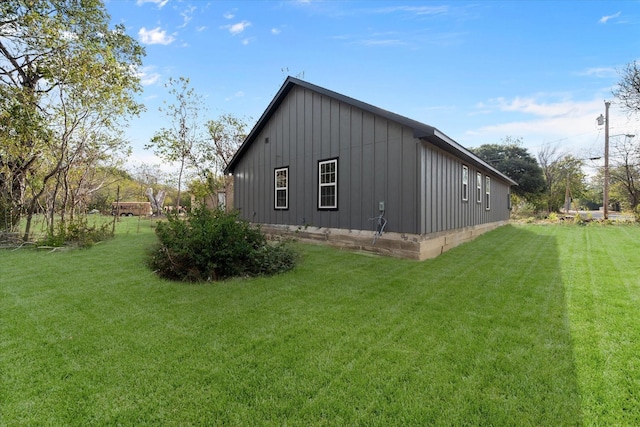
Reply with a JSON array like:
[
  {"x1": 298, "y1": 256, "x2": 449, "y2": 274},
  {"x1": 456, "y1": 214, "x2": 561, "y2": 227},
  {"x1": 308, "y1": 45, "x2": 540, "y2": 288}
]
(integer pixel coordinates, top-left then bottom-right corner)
[{"x1": 415, "y1": 128, "x2": 518, "y2": 186}]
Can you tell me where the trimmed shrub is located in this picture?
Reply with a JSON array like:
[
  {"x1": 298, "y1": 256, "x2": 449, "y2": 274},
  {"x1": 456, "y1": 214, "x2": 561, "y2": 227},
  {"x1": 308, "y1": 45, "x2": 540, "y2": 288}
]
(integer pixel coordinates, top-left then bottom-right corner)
[{"x1": 148, "y1": 207, "x2": 298, "y2": 282}]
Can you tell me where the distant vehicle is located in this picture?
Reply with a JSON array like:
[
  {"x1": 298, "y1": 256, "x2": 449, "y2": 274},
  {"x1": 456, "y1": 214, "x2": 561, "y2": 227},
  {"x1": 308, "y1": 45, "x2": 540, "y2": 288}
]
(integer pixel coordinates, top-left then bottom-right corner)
[{"x1": 111, "y1": 202, "x2": 153, "y2": 217}]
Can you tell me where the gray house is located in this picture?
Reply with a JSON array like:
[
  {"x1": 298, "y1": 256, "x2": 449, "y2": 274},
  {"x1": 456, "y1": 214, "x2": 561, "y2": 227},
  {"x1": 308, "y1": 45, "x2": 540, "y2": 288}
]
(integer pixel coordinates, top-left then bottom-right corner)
[{"x1": 225, "y1": 77, "x2": 517, "y2": 259}]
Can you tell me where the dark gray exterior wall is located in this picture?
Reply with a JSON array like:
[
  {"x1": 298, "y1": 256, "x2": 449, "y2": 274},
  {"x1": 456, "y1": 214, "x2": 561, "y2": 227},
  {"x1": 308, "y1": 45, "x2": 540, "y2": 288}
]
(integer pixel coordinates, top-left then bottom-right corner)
[
  {"x1": 231, "y1": 81, "x2": 513, "y2": 236},
  {"x1": 233, "y1": 85, "x2": 421, "y2": 233},
  {"x1": 419, "y1": 143, "x2": 511, "y2": 234}
]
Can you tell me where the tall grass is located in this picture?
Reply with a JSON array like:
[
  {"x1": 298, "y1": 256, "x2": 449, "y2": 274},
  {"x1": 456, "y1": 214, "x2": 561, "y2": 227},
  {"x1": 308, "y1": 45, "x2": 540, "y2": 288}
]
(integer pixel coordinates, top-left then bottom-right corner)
[{"x1": 1, "y1": 219, "x2": 639, "y2": 425}]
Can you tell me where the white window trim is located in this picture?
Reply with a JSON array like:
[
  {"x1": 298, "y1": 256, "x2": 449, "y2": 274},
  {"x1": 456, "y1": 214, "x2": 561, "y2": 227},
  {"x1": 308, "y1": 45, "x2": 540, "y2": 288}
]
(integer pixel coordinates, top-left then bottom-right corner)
[
  {"x1": 318, "y1": 159, "x2": 338, "y2": 209},
  {"x1": 485, "y1": 176, "x2": 491, "y2": 210},
  {"x1": 462, "y1": 165, "x2": 469, "y2": 201},
  {"x1": 275, "y1": 167, "x2": 288, "y2": 210},
  {"x1": 476, "y1": 172, "x2": 482, "y2": 204}
]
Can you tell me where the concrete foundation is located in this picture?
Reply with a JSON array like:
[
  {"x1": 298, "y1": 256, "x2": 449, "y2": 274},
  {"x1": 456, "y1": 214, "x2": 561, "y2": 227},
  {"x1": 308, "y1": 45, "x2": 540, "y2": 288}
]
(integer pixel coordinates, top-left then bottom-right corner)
[{"x1": 258, "y1": 221, "x2": 509, "y2": 260}]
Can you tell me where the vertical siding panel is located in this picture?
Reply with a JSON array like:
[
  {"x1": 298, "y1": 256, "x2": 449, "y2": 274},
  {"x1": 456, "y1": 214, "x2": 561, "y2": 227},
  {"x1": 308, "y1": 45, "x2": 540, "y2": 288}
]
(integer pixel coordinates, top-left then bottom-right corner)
[
  {"x1": 422, "y1": 147, "x2": 428, "y2": 234},
  {"x1": 443, "y1": 153, "x2": 448, "y2": 231},
  {"x1": 305, "y1": 92, "x2": 322, "y2": 226},
  {"x1": 339, "y1": 103, "x2": 351, "y2": 229},
  {"x1": 435, "y1": 152, "x2": 441, "y2": 232},
  {"x1": 284, "y1": 92, "x2": 295, "y2": 226},
  {"x1": 443, "y1": 154, "x2": 449, "y2": 231},
  {"x1": 318, "y1": 95, "x2": 330, "y2": 226},
  {"x1": 255, "y1": 129, "x2": 263, "y2": 222},
  {"x1": 405, "y1": 135, "x2": 420, "y2": 234},
  {"x1": 331, "y1": 98, "x2": 341, "y2": 228},
  {"x1": 373, "y1": 117, "x2": 387, "y2": 222},
  {"x1": 418, "y1": 145, "x2": 426, "y2": 234},
  {"x1": 350, "y1": 109, "x2": 363, "y2": 229},
  {"x1": 386, "y1": 122, "x2": 402, "y2": 231},
  {"x1": 425, "y1": 147, "x2": 433, "y2": 234},
  {"x1": 295, "y1": 87, "x2": 305, "y2": 225},
  {"x1": 267, "y1": 115, "x2": 277, "y2": 224},
  {"x1": 432, "y1": 151, "x2": 438, "y2": 232},
  {"x1": 443, "y1": 153, "x2": 449, "y2": 231},
  {"x1": 321, "y1": 95, "x2": 331, "y2": 158},
  {"x1": 331, "y1": 99, "x2": 340, "y2": 155},
  {"x1": 304, "y1": 89, "x2": 316, "y2": 224},
  {"x1": 451, "y1": 156, "x2": 456, "y2": 230},
  {"x1": 361, "y1": 112, "x2": 374, "y2": 229}
]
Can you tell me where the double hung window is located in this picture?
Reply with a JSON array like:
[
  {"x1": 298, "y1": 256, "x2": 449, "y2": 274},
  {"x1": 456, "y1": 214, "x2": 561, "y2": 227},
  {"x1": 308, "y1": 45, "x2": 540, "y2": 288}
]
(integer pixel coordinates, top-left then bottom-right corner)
[
  {"x1": 485, "y1": 176, "x2": 491, "y2": 210},
  {"x1": 462, "y1": 165, "x2": 469, "y2": 201},
  {"x1": 275, "y1": 167, "x2": 288, "y2": 209},
  {"x1": 318, "y1": 159, "x2": 337, "y2": 209}
]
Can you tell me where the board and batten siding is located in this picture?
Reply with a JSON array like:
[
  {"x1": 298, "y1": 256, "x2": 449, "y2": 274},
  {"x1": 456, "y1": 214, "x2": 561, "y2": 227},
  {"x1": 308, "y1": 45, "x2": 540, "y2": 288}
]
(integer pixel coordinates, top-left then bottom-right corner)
[
  {"x1": 419, "y1": 143, "x2": 512, "y2": 235},
  {"x1": 232, "y1": 85, "x2": 422, "y2": 234}
]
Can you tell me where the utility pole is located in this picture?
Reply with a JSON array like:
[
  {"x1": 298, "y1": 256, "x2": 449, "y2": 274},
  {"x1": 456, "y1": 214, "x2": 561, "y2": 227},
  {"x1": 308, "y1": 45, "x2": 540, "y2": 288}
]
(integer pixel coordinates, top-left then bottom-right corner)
[
  {"x1": 597, "y1": 102, "x2": 611, "y2": 219},
  {"x1": 603, "y1": 101, "x2": 610, "y2": 220}
]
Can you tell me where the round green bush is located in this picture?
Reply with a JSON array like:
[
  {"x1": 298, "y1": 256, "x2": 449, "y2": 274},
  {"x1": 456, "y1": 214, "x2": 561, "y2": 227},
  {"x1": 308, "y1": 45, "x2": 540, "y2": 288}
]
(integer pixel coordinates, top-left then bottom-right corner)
[{"x1": 148, "y1": 207, "x2": 298, "y2": 281}]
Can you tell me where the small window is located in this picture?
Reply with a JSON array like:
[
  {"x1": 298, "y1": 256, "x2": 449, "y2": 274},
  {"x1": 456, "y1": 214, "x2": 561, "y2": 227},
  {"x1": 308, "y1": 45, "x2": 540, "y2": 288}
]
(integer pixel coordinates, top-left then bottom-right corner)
[
  {"x1": 275, "y1": 167, "x2": 288, "y2": 209},
  {"x1": 485, "y1": 176, "x2": 491, "y2": 210},
  {"x1": 476, "y1": 172, "x2": 482, "y2": 204},
  {"x1": 318, "y1": 158, "x2": 337, "y2": 209},
  {"x1": 462, "y1": 165, "x2": 469, "y2": 201}
]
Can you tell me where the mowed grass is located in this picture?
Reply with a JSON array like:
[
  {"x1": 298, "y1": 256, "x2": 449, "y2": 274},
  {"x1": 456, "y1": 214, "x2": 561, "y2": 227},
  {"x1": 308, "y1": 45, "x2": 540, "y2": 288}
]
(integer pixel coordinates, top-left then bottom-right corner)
[{"x1": 1, "y1": 219, "x2": 639, "y2": 425}]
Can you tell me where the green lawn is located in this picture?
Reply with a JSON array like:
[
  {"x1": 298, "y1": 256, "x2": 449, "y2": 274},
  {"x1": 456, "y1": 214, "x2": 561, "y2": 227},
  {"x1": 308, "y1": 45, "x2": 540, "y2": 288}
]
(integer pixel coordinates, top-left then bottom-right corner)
[{"x1": 1, "y1": 219, "x2": 639, "y2": 425}]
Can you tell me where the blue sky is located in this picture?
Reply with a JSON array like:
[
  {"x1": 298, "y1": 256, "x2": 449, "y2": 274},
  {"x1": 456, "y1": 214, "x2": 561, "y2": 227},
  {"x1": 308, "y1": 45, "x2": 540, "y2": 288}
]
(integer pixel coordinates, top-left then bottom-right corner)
[{"x1": 104, "y1": 0, "x2": 640, "y2": 172}]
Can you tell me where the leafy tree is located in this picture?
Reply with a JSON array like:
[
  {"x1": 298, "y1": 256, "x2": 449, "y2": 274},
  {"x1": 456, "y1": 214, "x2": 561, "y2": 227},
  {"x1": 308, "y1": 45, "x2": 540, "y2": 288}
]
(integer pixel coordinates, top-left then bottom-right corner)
[
  {"x1": 0, "y1": 0, "x2": 144, "y2": 237},
  {"x1": 541, "y1": 155, "x2": 587, "y2": 213},
  {"x1": 206, "y1": 114, "x2": 249, "y2": 175},
  {"x1": 471, "y1": 137, "x2": 546, "y2": 204},
  {"x1": 608, "y1": 134, "x2": 640, "y2": 210},
  {"x1": 537, "y1": 144, "x2": 565, "y2": 212},
  {"x1": 614, "y1": 60, "x2": 640, "y2": 113},
  {"x1": 577, "y1": 178, "x2": 602, "y2": 211},
  {"x1": 203, "y1": 113, "x2": 248, "y2": 207},
  {"x1": 146, "y1": 77, "x2": 204, "y2": 210}
]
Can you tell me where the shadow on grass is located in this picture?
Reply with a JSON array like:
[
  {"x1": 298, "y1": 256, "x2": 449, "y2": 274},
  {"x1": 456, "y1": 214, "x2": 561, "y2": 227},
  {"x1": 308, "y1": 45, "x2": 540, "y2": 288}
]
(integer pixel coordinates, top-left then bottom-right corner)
[{"x1": 354, "y1": 224, "x2": 585, "y2": 425}]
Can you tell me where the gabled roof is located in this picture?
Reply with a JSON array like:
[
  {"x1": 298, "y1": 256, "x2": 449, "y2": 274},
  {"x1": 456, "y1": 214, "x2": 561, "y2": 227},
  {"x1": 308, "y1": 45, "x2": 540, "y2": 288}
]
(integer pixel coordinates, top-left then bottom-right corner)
[{"x1": 224, "y1": 77, "x2": 517, "y2": 186}]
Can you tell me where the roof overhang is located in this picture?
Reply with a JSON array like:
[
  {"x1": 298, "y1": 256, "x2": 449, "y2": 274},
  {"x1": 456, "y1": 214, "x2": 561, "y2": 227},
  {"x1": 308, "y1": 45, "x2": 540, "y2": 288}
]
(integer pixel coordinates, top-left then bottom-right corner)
[{"x1": 414, "y1": 127, "x2": 518, "y2": 186}]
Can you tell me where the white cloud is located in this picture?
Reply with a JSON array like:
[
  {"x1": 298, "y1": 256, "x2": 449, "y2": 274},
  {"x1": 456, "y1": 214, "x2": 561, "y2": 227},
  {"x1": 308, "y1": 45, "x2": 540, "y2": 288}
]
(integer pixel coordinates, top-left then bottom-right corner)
[
  {"x1": 224, "y1": 10, "x2": 236, "y2": 19},
  {"x1": 271, "y1": 28, "x2": 282, "y2": 35},
  {"x1": 178, "y1": 5, "x2": 197, "y2": 29},
  {"x1": 136, "y1": 65, "x2": 161, "y2": 86},
  {"x1": 225, "y1": 91, "x2": 245, "y2": 101},
  {"x1": 223, "y1": 20, "x2": 251, "y2": 35},
  {"x1": 465, "y1": 96, "x2": 640, "y2": 158},
  {"x1": 136, "y1": 0, "x2": 168, "y2": 8},
  {"x1": 372, "y1": 5, "x2": 449, "y2": 16},
  {"x1": 485, "y1": 96, "x2": 592, "y2": 118},
  {"x1": 599, "y1": 11, "x2": 621, "y2": 24},
  {"x1": 359, "y1": 38, "x2": 404, "y2": 47},
  {"x1": 138, "y1": 27, "x2": 175, "y2": 45},
  {"x1": 576, "y1": 67, "x2": 618, "y2": 78},
  {"x1": 196, "y1": 26, "x2": 208, "y2": 32}
]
